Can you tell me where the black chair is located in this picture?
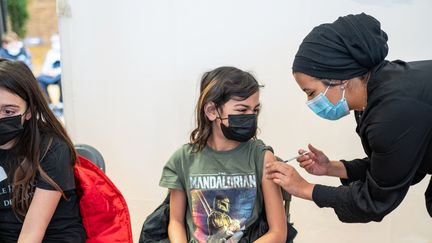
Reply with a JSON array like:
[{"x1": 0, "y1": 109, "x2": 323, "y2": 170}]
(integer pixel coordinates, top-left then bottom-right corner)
[{"x1": 74, "y1": 144, "x2": 106, "y2": 173}]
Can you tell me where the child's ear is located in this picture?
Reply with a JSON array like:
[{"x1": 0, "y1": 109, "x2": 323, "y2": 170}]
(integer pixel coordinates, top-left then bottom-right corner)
[
  {"x1": 204, "y1": 102, "x2": 217, "y2": 121},
  {"x1": 24, "y1": 111, "x2": 31, "y2": 121}
]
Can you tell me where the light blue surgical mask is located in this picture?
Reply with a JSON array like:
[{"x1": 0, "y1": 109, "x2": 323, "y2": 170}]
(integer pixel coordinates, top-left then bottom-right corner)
[{"x1": 307, "y1": 84, "x2": 350, "y2": 120}]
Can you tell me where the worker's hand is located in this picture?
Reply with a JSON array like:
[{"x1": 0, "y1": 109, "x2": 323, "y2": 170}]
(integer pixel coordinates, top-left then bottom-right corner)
[
  {"x1": 265, "y1": 162, "x2": 314, "y2": 200},
  {"x1": 297, "y1": 144, "x2": 330, "y2": 176}
]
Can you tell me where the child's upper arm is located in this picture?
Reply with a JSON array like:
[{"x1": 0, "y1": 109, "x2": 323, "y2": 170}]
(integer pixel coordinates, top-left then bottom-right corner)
[
  {"x1": 168, "y1": 189, "x2": 188, "y2": 243},
  {"x1": 169, "y1": 189, "x2": 187, "y2": 223},
  {"x1": 261, "y1": 150, "x2": 287, "y2": 240}
]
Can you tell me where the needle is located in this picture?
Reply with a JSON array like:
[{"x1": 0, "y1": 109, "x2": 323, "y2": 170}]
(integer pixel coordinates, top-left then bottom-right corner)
[{"x1": 284, "y1": 151, "x2": 310, "y2": 163}]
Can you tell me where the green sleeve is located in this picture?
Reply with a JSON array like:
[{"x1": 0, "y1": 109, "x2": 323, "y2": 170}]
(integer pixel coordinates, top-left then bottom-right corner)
[
  {"x1": 255, "y1": 139, "x2": 292, "y2": 201},
  {"x1": 253, "y1": 139, "x2": 274, "y2": 182},
  {"x1": 159, "y1": 146, "x2": 185, "y2": 190}
]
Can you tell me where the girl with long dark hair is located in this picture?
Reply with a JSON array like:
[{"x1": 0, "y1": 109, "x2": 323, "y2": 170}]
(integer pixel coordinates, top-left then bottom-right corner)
[{"x1": 0, "y1": 59, "x2": 85, "y2": 242}]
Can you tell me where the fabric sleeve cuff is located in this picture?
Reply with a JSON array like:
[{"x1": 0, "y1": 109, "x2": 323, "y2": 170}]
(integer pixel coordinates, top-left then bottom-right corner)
[
  {"x1": 312, "y1": 184, "x2": 340, "y2": 208},
  {"x1": 340, "y1": 159, "x2": 356, "y2": 184},
  {"x1": 159, "y1": 180, "x2": 183, "y2": 190}
]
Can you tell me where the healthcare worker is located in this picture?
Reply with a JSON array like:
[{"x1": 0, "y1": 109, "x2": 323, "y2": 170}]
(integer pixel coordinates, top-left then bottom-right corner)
[{"x1": 266, "y1": 13, "x2": 432, "y2": 222}]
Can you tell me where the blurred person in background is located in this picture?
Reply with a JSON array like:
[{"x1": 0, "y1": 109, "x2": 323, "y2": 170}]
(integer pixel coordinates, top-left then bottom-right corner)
[
  {"x1": 37, "y1": 34, "x2": 62, "y2": 105},
  {"x1": 0, "y1": 32, "x2": 32, "y2": 69}
]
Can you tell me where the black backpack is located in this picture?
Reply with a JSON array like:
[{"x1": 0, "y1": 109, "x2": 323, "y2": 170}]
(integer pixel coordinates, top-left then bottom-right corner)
[{"x1": 139, "y1": 193, "x2": 297, "y2": 243}]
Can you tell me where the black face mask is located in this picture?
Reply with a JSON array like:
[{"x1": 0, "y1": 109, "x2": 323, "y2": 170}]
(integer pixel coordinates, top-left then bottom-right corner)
[
  {"x1": 0, "y1": 115, "x2": 24, "y2": 146},
  {"x1": 219, "y1": 114, "x2": 257, "y2": 142}
]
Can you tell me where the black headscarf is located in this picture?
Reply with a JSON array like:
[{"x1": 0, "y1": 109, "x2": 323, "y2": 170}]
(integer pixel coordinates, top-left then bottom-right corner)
[{"x1": 292, "y1": 13, "x2": 388, "y2": 80}]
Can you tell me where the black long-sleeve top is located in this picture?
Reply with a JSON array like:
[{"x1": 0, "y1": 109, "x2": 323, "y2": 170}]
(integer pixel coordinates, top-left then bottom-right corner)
[{"x1": 312, "y1": 60, "x2": 432, "y2": 223}]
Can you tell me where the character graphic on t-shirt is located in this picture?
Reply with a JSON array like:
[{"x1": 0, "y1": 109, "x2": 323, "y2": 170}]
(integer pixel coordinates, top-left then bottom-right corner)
[
  {"x1": 190, "y1": 172, "x2": 256, "y2": 243},
  {"x1": 207, "y1": 194, "x2": 241, "y2": 238}
]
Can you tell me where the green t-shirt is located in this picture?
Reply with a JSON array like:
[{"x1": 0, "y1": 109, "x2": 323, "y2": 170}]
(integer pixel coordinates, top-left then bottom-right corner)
[{"x1": 159, "y1": 139, "x2": 272, "y2": 243}]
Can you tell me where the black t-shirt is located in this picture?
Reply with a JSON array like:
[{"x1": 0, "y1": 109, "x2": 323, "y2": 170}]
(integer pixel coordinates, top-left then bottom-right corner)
[{"x1": 0, "y1": 137, "x2": 86, "y2": 243}]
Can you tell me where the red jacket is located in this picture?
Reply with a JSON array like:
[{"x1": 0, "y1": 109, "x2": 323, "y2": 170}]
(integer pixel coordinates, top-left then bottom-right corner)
[{"x1": 74, "y1": 155, "x2": 133, "y2": 243}]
